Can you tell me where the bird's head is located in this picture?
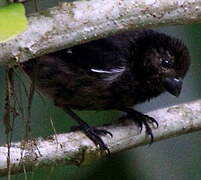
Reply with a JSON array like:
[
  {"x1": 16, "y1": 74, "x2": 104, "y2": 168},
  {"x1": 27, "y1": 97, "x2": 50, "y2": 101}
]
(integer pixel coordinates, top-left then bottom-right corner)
[{"x1": 131, "y1": 30, "x2": 190, "y2": 97}]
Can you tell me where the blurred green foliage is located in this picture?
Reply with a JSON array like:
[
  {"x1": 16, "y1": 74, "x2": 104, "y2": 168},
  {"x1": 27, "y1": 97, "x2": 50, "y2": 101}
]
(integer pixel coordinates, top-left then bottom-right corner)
[{"x1": 0, "y1": 3, "x2": 27, "y2": 42}]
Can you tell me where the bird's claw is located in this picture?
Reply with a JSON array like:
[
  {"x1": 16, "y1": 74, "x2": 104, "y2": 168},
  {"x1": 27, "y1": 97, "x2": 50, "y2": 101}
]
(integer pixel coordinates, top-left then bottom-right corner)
[
  {"x1": 121, "y1": 108, "x2": 159, "y2": 144},
  {"x1": 71, "y1": 124, "x2": 112, "y2": 155}
]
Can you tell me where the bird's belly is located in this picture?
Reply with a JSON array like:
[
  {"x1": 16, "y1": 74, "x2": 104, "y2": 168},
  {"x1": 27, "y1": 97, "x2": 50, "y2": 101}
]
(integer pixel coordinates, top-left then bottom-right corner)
[
  {"x1": 35, "y1": 72, "x2": 121, "y2": 110},
  {"x1": 36, "y1": 75, "x2": 139, "y2": 110},
  {"x1": 54, "y1": 85, "x2": 114, "y2": 110}
]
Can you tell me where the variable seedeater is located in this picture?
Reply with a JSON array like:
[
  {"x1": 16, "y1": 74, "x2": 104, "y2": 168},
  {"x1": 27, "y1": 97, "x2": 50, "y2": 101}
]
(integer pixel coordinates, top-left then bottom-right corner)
[{"x1": 22, "y1": 30, "x2": 190, "y2": 154}]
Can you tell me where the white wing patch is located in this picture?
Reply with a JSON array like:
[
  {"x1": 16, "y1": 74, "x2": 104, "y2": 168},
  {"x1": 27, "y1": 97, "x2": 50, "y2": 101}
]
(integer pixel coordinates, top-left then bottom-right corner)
[{"x1": 91, "y1": 66, "x2": 125, "y2": 81}]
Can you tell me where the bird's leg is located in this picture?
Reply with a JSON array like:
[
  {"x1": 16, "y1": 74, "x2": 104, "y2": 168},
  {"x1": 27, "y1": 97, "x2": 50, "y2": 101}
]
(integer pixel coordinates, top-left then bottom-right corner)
[
  {"x1": 63, "y1": 106, "x2": 112, "y2": 154},
  {"x1": 120, "y1": 108, "x2": 159, "y2": 143}
]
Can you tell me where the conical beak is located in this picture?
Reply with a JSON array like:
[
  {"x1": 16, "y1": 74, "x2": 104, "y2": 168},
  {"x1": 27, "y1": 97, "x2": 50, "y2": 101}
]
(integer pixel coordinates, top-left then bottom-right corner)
[{"x1": 162, "y1": 77, "x2": 183, "y2": 97}]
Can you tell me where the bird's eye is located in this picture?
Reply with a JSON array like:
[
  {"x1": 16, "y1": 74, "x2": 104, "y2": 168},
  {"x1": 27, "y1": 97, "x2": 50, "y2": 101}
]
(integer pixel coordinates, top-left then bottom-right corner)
[{"x1": 161, "y1": 59, "x2": 173, "y2": 68}]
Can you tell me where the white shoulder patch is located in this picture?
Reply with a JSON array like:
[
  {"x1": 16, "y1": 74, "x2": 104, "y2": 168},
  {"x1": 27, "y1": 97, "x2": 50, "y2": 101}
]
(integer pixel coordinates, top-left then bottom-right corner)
[
  {"x1": 91, "y1": 66, "x2": 125, "y2": 81},
  {"x1": 91, "y1": 66, "x2": 125, "y2": 74}
]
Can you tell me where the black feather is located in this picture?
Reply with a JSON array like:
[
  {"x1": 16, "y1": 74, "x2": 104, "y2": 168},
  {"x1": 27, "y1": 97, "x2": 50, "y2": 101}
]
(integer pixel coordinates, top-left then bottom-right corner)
[{"x1": 22, "y1": 29, "x2": 190, "y2": 153}]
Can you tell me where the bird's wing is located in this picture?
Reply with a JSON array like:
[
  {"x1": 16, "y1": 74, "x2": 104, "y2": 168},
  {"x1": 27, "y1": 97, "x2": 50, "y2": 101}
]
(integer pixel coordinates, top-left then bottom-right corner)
[
  {"x1": 74, "y1": 38, "x2": 128, "y2": 81},
  {"x1": 55, "y1": 37, "x2": 129, "y2": 81}
]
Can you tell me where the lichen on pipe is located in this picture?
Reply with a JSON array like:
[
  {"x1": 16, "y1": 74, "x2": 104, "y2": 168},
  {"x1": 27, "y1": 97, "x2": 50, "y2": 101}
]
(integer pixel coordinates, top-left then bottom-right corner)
[
  {"x1": 0, "y1": 100, "x2": 201, "y2": 176},
  {"x1": 0, "y1": 0, "x2": 201, "y2": 64}
]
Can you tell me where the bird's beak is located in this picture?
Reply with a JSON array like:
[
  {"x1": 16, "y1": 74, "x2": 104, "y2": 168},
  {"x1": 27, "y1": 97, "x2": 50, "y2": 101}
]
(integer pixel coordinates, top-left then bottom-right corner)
[{"x1": 162, "y1": 77, "x2": 183, "y2": 97}]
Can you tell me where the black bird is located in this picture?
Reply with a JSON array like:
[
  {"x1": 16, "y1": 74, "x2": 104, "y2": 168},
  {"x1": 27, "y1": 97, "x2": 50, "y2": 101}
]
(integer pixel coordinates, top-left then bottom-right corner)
[{"x1": 22, "y1": 30, "x2": 190, "y2": 154}]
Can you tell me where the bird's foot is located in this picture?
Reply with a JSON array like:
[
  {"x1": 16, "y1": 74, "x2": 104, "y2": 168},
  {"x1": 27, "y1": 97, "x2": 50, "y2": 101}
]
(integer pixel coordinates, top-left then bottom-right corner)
[
  {"x1": 121, "y1": 108, "x2": 159, "y2": 143},
  {"x1": 71, "y1": 124, "x2": 112, "y2": 155}
]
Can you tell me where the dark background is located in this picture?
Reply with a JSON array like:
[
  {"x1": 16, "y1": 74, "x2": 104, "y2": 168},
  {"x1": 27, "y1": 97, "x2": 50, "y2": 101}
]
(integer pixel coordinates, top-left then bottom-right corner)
[{"x1": 0, "y1": 1, "x2": 201, "y2": 180}]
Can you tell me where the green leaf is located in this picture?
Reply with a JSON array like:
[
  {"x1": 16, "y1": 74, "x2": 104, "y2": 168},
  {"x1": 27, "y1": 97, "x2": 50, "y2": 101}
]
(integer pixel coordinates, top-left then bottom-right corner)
[{"x1": 0, "y1": 3, "x2": 28, "y2": 42}]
